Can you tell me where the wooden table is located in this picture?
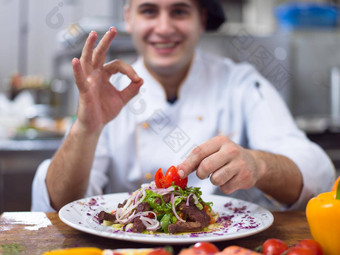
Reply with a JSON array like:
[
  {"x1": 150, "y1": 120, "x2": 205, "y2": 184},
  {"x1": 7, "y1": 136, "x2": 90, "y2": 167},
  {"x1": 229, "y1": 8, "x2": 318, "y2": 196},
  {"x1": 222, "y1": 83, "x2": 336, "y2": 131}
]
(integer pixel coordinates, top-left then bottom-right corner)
[{"x1": 0, "y1": 211, "x2": 312, "y2": 254}]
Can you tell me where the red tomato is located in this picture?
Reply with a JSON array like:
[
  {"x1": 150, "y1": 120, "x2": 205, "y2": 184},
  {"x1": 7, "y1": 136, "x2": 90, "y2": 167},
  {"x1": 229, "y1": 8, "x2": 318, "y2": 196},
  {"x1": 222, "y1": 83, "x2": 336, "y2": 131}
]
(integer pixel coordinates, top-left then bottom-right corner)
[
  {"x1": 296, "y1": 239, "x2": 323, "y2": 255},
  {"x1": 178, "y1": 248, "x2": 207, "y2": 255},
  {"x1": 155, "y1": 168, "x2": 167, "y2": 188},
  {"x1": 148, "y1": 248, "x2": 172, "y2": 255},
  {"x1": 262, "y1": 238, "x2": 289, "y2": 255},
  {"x1": 286, "y1": 247, "x2": 316, "y2": 255},
  {"x1": 155, "y1": 166, "x2": 188, "y2": 189},
  {"x1": 192, "y1": 242, "x2": 219, "y2": 255},
  {"x1": 165, "y1": 166, "x2": 188, "y2": 189}
]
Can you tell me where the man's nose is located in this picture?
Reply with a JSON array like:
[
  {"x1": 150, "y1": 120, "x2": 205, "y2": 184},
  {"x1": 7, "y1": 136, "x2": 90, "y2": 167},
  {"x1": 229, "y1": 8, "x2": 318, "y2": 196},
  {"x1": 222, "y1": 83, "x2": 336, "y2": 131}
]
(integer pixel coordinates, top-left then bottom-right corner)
[{"x1": 154, "y1": 12, "x2": 175, "y2": 35}]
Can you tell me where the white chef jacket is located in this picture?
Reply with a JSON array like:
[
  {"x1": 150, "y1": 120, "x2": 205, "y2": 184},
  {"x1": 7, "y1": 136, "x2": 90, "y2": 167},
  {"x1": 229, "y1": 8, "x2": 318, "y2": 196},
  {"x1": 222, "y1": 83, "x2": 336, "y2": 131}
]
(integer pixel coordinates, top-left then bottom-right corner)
[{"x1": 32, "y1": 49, "x2": 335, "y2": 212}]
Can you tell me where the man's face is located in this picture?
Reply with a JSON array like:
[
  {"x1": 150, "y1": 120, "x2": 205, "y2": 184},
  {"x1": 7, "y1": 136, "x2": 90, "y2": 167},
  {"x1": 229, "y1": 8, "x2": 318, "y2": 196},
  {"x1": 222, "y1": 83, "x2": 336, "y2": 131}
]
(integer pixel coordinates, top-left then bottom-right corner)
[{"x1": 125, "y1": 0, "x2": 205, "y2": 76}]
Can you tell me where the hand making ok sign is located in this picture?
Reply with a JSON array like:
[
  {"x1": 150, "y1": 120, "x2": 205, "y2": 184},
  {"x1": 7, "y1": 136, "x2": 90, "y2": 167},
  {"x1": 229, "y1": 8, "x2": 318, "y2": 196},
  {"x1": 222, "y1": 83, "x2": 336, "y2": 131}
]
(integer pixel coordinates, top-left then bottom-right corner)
[{"x1": 72, "y1": 27, "x2": 143, "y2": 134}]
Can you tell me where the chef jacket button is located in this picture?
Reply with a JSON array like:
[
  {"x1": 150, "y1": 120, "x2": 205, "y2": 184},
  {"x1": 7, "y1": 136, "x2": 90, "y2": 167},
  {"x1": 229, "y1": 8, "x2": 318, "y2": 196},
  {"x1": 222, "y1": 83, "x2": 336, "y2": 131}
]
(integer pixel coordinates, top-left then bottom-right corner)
[
  {"x1": 145, "y1": 172, "x2": 153, "y2": 180},
  {"x1": 141, "y1": 122, "x2": 149, "y2": 129},
  {"x1": 197, "y1": 116, "x2": 203, "y2": 121}
]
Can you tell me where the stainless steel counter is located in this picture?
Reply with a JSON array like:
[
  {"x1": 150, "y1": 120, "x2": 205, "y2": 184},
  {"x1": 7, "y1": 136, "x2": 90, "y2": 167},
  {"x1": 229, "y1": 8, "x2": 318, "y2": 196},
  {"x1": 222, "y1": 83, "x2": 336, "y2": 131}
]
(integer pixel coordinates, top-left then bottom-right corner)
[
  {"x1": 0, "y1": 139, "x2": 62, "y2": 213},
  {"x1": 0, "y1": 139, "x2": 62, "y2": 153}
]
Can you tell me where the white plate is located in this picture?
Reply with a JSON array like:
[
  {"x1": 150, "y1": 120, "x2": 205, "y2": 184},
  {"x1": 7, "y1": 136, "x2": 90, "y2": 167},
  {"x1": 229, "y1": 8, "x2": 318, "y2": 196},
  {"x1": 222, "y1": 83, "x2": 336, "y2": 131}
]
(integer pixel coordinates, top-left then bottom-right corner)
[{"x1": 59, "y1": 193, "x2": 273, "y2": 244}]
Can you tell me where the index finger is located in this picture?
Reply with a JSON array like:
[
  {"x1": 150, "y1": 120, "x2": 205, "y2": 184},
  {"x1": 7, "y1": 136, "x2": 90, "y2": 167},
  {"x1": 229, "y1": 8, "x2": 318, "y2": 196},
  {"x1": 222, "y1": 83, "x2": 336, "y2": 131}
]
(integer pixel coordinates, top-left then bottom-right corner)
[
  {"x1": 103, "y1": 59, "x2": 141, "y2": 83},
  {"x1": 92, "y1": 27, "x2": 118, "y2": 69},
  {"x1": 103, "y1": 59, "x2": 143, "y2": 105},
  {"x1": 177, "y1": 142, "x2": 219, "y2": 179}
]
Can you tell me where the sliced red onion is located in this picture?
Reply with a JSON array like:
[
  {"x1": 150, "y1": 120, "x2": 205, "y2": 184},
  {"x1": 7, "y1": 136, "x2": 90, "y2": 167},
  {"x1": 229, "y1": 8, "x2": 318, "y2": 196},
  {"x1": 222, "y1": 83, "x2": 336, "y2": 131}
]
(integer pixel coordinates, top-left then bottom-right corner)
[
  {"x1": 171, "y1": 194, "x2": 185, "y2": 223},
  {"x1": 186, "y1": 193, "x2": 193, "y2": 206},
  {"x1": 124, "y1": 223, "x2": 133, "y2": 232},
  {"x1": 117, "y1": 210, "x2": 156, "y2": 225},
  {"x1": 116, "y1": 189, "x2": 146, "y2": 221},
  {"x1": 140, "y1": 216, "x2": 160, "y2": 231},
  {"x1": 134, "y1": 186, "x2": 147, "y2": 205},
  {"x1": 150, "y1": 186, "x2": 175, "y2": 196},
  {"x1": 115, "y1": 197, "x2": 133, "y2": 220},
  {"x1": 192, "y1": 194, "x2": 199, "y2": 205},
  {"x1": 116, "y1": 210, "x2": 136, "y2": 224},
  {"x1": 142, "y1": 181, "x2": 156, "y2": 190},
  {"x1": 133, "y1": 191, "x2": 139, "y2": 205}
]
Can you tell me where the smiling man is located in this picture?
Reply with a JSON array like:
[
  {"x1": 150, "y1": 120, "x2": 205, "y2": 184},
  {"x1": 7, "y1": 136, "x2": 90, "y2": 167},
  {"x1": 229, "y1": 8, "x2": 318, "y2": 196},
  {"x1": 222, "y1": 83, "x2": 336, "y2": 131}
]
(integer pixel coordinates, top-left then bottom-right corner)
[
  {"x1": 32, "y1": 0, "x2": 335, "y2": 212},
  {"x1": 125, "y1": 0, "x2": 203, "y2": 98}
]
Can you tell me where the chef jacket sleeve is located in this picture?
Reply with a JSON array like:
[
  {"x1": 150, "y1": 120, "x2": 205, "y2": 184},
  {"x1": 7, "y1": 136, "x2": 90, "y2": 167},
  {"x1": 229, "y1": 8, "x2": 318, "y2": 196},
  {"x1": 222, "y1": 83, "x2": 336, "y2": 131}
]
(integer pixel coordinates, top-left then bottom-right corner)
[
  {"x1": 235, "y1": 64, "x2": 335, "y2": 210},
  {"x1": 31, "y1": 128, "x2": 111, "y2": 212},
  {"x1": 31, "y1": 159, "x2": 56, "y2": 212}
]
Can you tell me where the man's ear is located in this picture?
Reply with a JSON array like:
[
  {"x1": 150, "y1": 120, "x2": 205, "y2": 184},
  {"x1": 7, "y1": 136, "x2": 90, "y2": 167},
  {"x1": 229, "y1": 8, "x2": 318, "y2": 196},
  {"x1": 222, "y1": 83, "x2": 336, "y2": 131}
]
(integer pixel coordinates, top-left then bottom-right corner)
[{"x1": 124, "y1": 5, "x2": 132, "y2": 33}]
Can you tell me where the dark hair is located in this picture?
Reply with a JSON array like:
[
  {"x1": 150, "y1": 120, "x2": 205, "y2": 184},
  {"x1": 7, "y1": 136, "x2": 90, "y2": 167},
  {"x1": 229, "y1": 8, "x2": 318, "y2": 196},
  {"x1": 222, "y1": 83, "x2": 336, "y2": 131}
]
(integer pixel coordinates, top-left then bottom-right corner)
[
  {"x1": 125, "y1": 0, "x2": 226, "y2": 31},
  {"x1": 198, "y1": 0, "x2": 226, "y2": 31}
]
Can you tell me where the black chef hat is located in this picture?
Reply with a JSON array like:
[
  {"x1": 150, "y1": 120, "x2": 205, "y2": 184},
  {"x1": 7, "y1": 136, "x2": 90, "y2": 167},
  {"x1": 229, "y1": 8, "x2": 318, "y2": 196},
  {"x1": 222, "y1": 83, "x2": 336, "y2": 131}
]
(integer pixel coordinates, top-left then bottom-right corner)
[{"x1": 199, "y1": 0, "x2": 226, "y2": 31}]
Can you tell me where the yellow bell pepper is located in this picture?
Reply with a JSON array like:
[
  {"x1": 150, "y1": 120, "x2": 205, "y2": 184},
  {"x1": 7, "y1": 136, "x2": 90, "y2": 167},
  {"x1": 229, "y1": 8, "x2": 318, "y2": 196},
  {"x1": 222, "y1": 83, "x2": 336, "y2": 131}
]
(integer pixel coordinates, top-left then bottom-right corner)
[
  {"x1": 42, "y1": 247, "x2": 102, "y2": 255},
  {"x1": 306, "y1": 181, "x2": 340, "y2": 255}
]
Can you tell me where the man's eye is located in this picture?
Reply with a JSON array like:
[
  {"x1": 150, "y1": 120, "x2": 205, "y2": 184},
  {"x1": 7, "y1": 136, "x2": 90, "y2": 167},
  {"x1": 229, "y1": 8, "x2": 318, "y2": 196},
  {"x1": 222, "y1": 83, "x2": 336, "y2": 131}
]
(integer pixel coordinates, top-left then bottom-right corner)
[
  {"x1": 171, "y1": 9, "x2": 189, "y2": 17},
  {"x1": 140, "y1": 8, "x2": 157, "y2": 16}
]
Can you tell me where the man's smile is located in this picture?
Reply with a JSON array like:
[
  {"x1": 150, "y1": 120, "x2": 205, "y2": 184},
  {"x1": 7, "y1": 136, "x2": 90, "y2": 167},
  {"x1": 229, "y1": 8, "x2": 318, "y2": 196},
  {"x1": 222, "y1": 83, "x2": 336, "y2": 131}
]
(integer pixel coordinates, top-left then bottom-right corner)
[{"x1": 152, "y1": 42, "x2": 178, "y2": 49}]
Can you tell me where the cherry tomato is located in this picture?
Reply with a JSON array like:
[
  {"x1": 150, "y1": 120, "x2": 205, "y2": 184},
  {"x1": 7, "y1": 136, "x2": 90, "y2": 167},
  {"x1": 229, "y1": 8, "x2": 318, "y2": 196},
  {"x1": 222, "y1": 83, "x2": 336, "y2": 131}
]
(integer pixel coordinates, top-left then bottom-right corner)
[
  {"x1": 148, "y1": 248, "x2": 172, "y2": 255},
  {"x1": 155, "y1": 166, "x2": 188, "y2": 189},
  {"x1": 262, "y1": 238, "x2": 289, "y2": 255},
  {"x1": 296, "y1": 239, "x2": 323, "y2": 255},
  {"x1": 165, "y1": 166, "x2": 188, "y2": 189},
  {"x1": 155, "y1": 168, "x2": 167, "y2": 188},
  {"x1": 286, "y1": 247, "x2": 315, "y2": 255},
  {"x1": 192, "y1": 242, "x2": 219, "y2": 255},
  {"x1": 178, "y1": 248, "x2": 207, "y2": 255}
]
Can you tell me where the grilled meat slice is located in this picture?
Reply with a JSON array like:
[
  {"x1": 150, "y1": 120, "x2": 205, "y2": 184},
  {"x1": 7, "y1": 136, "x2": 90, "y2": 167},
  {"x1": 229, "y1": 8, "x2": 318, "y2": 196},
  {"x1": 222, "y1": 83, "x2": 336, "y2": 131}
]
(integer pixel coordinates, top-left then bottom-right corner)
[
  {"x1": 167, "y1": 201, "x2": 211, "y2": 234},
  {"x1": 135, "y1": 202, "x2": 151, "y2": 213},
  {"x1": 168, "y1": 221, "x2": 202, "y2": 234},
  {"x1": 131, "y1": 217, "x2": 146, "y2": 233},
  {"x1": 163, "y1": 193, "x2": 171, "y2": 203},
  {"x1": 118, "y1": 199, "x2": 127, "y2": 208},
  {"x1": 178, "y1": 202, "x2": 211, "y2": 228},
  {"x1": 97, "y1": 211, "x2": 116, "y2": 223}
]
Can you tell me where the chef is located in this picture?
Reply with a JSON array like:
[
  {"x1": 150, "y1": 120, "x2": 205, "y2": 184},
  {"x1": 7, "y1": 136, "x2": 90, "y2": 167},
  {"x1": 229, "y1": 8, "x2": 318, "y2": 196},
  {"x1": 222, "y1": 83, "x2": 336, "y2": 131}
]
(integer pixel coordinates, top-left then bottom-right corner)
[{"x1": 32, "y1": 0, "x2": 335, "y2": 212}]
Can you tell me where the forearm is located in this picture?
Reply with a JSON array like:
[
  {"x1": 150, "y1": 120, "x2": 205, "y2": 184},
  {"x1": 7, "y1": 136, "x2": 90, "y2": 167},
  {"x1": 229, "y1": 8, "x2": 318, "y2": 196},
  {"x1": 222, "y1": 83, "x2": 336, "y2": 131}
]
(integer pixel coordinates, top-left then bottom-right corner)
[
  {"x1": 250, "y1": 150, "x2": 303, "y2": 205},
  {"x1": 46, "y1": 121, "x2": 102, "y2": 210}
]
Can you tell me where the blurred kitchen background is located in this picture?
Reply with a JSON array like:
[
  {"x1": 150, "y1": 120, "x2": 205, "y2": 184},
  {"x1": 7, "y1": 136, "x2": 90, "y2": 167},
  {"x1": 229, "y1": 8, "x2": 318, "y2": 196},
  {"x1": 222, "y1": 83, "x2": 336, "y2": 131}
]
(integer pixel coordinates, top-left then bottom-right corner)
[{"x1": 1, "y1": 0, "x2": 340, "y2": 212}]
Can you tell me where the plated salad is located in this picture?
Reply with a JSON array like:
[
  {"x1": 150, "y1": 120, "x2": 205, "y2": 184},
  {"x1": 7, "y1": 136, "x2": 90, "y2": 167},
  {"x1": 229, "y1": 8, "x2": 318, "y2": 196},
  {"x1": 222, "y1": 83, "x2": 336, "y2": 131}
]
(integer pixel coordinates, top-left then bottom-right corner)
[{"x1": 97, "y1": 166, "x2": 218, "y2": 234}]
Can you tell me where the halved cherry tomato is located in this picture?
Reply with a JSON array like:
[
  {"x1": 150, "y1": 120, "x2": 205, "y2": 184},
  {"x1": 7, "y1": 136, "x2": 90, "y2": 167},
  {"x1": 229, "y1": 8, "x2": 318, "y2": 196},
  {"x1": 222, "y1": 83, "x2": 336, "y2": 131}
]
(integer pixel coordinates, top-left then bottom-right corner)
[
  {"x1": 155, "y1": 166, "x2": 188, "y2": 189},
  {"x1": 155, "y1": 168, "x2": 167, "y2": 188},
  {"x1": 295, "y1": 239, "x2": 323, "y2": 255},
  {"x1": 262, "y1": 238, "x2": 289, "y2": 255},
  {"x1": 192, "y1": 242, "x2": 219, "y2": 255},
  {"x1": 165, "y1": 166, "x2": 188, "y2": 189}
]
